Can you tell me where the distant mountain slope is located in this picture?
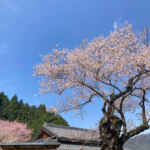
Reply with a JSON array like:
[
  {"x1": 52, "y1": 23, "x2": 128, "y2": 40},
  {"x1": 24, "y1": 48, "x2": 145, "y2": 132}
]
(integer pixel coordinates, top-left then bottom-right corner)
[{"x1": 124, "y1": 133, "x2": 150, "y2": 150}]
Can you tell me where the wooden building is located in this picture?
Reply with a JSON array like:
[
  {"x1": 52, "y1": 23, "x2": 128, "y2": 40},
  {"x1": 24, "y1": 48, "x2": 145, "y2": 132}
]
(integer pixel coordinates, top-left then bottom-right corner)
[
  {"x1": 0, "y1": 141, "x2": 60, "y2": 150},
  {"x1": 0, "y1": 123, "x2": 100, "y2": 150}
]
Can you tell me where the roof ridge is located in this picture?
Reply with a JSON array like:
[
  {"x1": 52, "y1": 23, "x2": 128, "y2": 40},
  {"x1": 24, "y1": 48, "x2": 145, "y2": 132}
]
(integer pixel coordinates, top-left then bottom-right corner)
[{"x1": 43, "y1": 123, "x2": 96, "y2": 132}]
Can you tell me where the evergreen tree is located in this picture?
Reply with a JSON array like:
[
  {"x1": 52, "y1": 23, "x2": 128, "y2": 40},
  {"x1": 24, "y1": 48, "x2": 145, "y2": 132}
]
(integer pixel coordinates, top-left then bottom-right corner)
[
  {"x1": 6, "y1": 95, "x2": 20, "y2": 121},
  {"x1": 0, "y1": 92, "x2": 9, "y2": 120}
]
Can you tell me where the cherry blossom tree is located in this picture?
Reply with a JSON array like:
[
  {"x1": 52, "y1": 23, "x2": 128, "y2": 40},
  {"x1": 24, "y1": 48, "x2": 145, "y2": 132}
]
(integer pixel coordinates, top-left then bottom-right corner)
[
  {"x1": 0, "y1": 120, "x2": 32, "y2": 142},
  {"x1": 34, "y1": 24, "x2": 150, "y2": 150}
]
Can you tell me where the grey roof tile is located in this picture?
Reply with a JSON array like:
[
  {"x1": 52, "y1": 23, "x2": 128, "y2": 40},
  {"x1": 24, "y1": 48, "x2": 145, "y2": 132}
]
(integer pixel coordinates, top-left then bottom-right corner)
[{"x1": 42, "y1": 123, "x2": 99, "y2": 142}]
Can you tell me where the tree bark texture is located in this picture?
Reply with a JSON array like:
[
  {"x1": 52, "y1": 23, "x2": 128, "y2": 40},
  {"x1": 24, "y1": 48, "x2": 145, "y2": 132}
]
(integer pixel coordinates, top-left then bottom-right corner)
[{"x1": 99, "y1": 115, "x2": 123, "y2": 150}]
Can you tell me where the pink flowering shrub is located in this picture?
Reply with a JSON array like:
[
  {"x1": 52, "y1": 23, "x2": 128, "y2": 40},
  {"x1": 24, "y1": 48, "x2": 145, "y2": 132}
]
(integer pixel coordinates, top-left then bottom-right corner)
[{"x1": 0, "y1": 120, "x2": 32, "y2": 142}]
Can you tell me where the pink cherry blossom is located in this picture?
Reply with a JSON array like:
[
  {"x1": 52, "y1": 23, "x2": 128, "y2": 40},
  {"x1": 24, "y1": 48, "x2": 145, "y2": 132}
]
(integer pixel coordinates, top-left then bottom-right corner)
[
  {"x1": 34, "y1": 24, "x2": 150, "y2": 133},
  {"x1": 0, "y1": 120, "x2": 32, "y2": 142}
]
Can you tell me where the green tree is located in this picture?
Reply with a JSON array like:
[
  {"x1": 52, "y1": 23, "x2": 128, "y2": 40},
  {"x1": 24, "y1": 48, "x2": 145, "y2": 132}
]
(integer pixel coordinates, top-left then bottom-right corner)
[
  {"x1": 6, "y1": 95, "x2": 20, "y2": 121},
  {"x1": 0, "y1": 92, "x2": 9, "y2": 120}
]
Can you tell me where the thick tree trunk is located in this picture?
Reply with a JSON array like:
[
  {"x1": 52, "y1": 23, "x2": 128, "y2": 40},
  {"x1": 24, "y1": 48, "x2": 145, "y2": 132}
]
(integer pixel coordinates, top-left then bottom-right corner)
[
  {"x1": 100, "y1": 137, "x2": 123, "y2": 150},
  {"x1": 99, "y1": 115, "x2": 124, "y2": 150}
]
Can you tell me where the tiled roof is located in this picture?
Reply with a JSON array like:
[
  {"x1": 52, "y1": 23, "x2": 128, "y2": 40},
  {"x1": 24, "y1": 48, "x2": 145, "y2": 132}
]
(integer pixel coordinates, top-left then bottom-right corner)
[
  {"x1": 36, "y1": 137, "x2": 58, "y2": 143},
  {"x1": 40, "y1": 123, "x2": 100, "y2": 145},
  {"x1": 0, "y1": 139, "x2": 60, "y2": 146},
  {"x1": 58, "y1": 144, "x2": 99, "y2": 150}
]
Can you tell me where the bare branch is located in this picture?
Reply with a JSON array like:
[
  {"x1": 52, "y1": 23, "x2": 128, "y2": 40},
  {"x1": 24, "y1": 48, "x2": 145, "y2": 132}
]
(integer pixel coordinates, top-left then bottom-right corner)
[
  {"x1": 139, "y1": 89, "x2": 147, "y2": 124},
  {"x1": 57, "y1": 94, "x2": 96, "y2": 113},
  {"x1": 95, "y1": 76, "x2": 122, "y2": 93},
  {"x1": 121, "y1": 124, "x2": 149, "y2": 143},
  {"x1": 78, "y1": 80, "x2": 108, "y2": 102}
]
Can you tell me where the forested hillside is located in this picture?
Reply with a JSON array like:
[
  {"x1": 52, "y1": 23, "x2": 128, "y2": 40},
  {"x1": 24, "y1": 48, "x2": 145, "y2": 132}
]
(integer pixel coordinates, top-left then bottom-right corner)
[{"x1": 0, "y1": 92, "x2": 68, "y2": 137}]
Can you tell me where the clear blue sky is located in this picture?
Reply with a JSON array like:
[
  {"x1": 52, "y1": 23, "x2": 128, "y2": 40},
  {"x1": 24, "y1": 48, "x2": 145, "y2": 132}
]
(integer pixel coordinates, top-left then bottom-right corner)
[{"x1": 0, "y1": 0, "x2": 150, "y2": 129}]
